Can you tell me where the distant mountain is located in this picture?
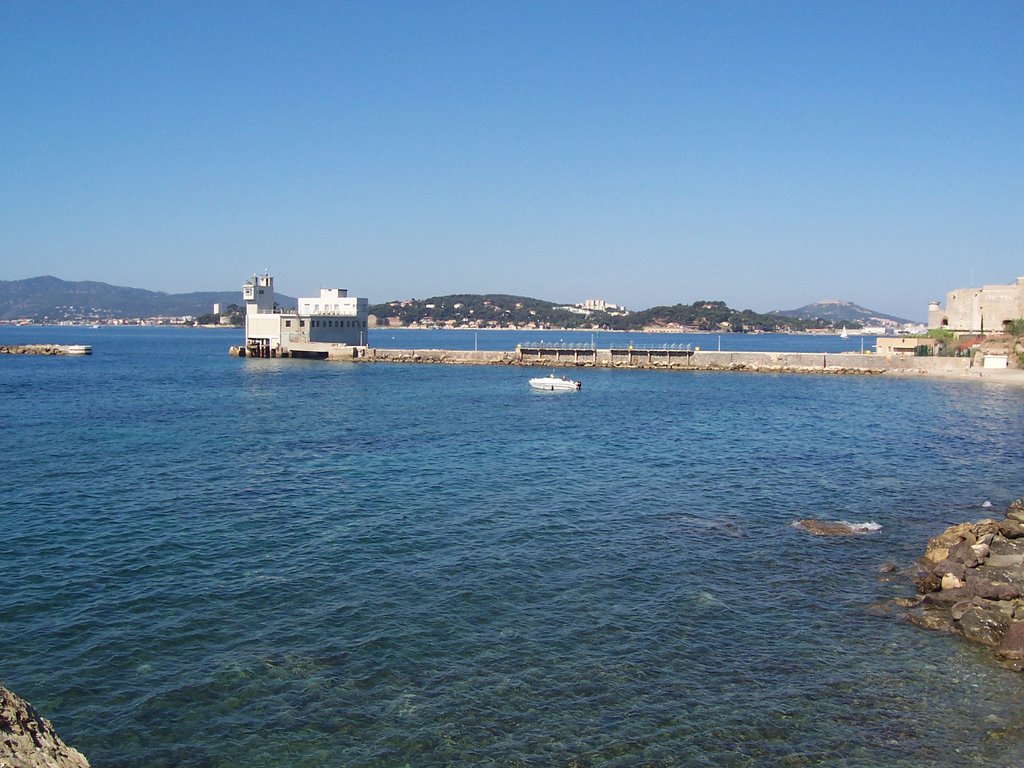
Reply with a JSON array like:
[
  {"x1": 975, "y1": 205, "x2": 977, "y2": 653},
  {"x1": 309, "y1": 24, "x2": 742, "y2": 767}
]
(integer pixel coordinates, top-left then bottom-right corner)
[
  {"x1": 0, "y1": 276, "x2": 296, "y2": 322},
  {"x1": 771, "y1": 300, "x2": 914, "y2": 327}
]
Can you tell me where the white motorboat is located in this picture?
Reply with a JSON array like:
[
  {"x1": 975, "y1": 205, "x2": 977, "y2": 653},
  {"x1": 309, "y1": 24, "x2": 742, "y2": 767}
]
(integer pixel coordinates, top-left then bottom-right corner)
[
  {"x1": 66, "y1": 345, "x2": 92, "y2": 355},
  {"x1": 529, "y1": 374, "x2": 581, "y2": 392}
]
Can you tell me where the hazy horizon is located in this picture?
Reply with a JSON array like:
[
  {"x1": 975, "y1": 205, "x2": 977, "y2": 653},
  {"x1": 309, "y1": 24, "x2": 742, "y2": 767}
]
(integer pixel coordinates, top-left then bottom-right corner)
[{"x1": 3, "y1": 271, "x2": 926, "y2": 321}]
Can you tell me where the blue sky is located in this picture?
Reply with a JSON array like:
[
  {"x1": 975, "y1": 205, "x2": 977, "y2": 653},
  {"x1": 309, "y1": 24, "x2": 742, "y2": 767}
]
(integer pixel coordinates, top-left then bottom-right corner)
[{"x1": 1, "y1": 1, "x2": 1021, "y2": 320}]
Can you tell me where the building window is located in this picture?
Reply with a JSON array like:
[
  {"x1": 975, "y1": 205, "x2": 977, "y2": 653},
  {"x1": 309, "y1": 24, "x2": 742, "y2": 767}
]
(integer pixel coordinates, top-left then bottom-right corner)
[
  {"x1": 300, "y1": 320, "x2": 305, "y2": 327},
  {"x1": 285, "y1": 320, "x2": 291, "y2": 327}
]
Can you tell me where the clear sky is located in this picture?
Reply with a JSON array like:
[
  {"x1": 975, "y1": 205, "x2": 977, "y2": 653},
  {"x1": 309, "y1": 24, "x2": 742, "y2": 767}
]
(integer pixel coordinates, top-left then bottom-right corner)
[{"x1": 2, "y1": 1, "x2": 1021, "y2": 320}]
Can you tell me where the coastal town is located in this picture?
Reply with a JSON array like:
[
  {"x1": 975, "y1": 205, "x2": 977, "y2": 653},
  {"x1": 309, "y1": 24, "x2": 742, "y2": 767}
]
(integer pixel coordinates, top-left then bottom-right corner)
[{"x1": 1, "y1": 274, "x2": 926, "y2": 334}]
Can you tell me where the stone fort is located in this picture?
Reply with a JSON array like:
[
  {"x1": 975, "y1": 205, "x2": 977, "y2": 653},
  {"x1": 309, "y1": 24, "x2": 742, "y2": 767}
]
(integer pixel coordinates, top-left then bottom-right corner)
[{"x1": 929, "y1": 276, "x2": 1024, "y2": 333}]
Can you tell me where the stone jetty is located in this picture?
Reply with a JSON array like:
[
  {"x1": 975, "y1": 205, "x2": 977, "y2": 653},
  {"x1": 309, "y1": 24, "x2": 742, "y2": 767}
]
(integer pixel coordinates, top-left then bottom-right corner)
[
  {"x1": 0, "y1": 684, "x2": 91, "y2": 767},
  {"x1": 357, "y1": 347, "x2": 976, "y2": 376},
  {"x1": 0, "y1": 345, "x2": 71, "y2": 355},
  {"x1": 902, "y1": 499, "x2": 1024, "y2": 668}
]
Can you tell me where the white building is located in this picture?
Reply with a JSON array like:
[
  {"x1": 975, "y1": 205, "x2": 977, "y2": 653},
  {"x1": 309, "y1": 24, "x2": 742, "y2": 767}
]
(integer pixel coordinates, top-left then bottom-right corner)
[
  {"x1": 243, "y1": 273, "x2": 369, "y2": 357},
  {"x1": 579, "y1": 299, "x2": 628, "y2": 314}
]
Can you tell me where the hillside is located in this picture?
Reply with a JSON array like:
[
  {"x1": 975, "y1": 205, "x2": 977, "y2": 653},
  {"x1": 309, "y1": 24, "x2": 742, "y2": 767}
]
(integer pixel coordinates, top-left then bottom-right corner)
[
  {"x1": 0, "y1": 276, "x2": 296, "y2": 322},
  {"x1": 772, "y1": 300, "x2": 914, "y2": 327},
  {"x1": 370, "y1": 295, "x2": 822, "y2": 332},
  {"x1": 2, "y1": 276, "x2": 881, "y2": 331}
]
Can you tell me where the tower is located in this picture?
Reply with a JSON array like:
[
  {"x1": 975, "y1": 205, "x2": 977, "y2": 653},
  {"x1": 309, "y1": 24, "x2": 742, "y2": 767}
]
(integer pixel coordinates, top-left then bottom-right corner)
[{"x1": 243, "y1": 273, "x2": 275, "y2": 315}]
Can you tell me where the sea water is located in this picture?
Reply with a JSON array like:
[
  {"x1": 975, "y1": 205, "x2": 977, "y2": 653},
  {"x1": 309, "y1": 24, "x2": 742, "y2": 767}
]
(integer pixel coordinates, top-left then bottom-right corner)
[{"x1": 3, "y1": 326, "x2": 1024, "y2": 767}]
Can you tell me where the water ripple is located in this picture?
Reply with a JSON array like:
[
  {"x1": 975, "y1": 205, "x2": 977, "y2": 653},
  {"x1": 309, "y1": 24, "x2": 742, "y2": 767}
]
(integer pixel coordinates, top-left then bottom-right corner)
[{"x1": 3, "y1": 329, "x2": 1024, "y2": 766}]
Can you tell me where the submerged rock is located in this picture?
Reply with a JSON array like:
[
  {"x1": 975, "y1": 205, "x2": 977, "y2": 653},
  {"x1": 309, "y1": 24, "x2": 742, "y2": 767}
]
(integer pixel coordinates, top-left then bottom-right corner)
[
  {"x1": 793, "y1": 519, "x2": 881, "y2": 536},
  {"x1": 0, "y1": 685, "x2": 91, "y2": 768}
]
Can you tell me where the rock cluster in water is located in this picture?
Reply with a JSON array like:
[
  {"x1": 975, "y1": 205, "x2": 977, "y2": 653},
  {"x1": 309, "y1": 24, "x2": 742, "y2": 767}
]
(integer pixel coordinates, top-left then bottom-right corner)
[
  {"x1": 902, "y1": 499, "x2": 1024, "y2": 668},
  {"x1": 0, "y1": 685, "x2": 91, "y2": 768}
]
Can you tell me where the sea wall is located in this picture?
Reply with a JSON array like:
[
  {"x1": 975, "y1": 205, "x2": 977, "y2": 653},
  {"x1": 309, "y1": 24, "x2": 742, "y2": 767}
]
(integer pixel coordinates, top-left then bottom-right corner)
[
  {"x1": 361, "y1": 348, "x2": 517, "y2": 365},
  {"x1": 354, "y1": 347, "x2": 973, "y2": 376}
]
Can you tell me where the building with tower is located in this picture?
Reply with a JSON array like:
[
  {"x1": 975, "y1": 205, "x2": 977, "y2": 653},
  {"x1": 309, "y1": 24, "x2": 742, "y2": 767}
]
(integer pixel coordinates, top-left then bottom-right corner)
[
  {"x1": 242, "y1": 272, "x2": 369, "y2": 357},
  {"x1": 928, "y1": 276, "x2": 1024, "y2": 333}
]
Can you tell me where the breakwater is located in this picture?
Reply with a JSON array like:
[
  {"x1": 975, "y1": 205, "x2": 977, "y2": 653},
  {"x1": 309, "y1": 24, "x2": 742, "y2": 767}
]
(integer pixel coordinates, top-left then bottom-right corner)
[
  {"x1": 356, "y1": 346, "x2": 972, "y2": 375},
  {"x1": 0, "y1": 344, "x2": 91, "y2": 355}
]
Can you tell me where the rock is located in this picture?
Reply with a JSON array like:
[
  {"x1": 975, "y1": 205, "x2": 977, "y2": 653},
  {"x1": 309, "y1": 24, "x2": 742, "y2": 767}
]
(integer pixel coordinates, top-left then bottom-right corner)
[
  {"x1": 988, "y1": 537, "x2": 1024, "y2": 557},
  {"x1": 951, "y1": 601, "x2": 972, "y2": 621},
  {"x1": 878, "y1": 562, "x2": 898, "y2": 573},
  {"x1": 948, "y1": 539, "x2": 981, "y2": 567},
  {"x1": 957, "y1": 606, "x2": 1011, "y2": 647},
  {"x1": 900, "y1": 500, "x2": 1024, "y2": 671},
  {"x1": 996, "y1": 622, "x2": 1024, "y2": 660},
  {"x1": 985, "y1": 553, "x2": 1024, "y2": 569},
  {"x1": 933, "y1": 559, "x2": 967, "y2": 582},
  {"x1": 998, "y1": 520, "x2": 1024, "y2": 539},
  {"x1": 913, "y1": 568, "x2": 942, "y2": 594},
  {"x1": 941, "y1": 573, "x2": 965, "y2": 590},
  {"x1": 1007, "y1": 500, "x2": 1024, "y2": 524},
  {"x1": 923, "y1": 523, "x2": 977, "y2": 563},
  {"x1": 0, "y1": 685, "x2": 91, "y2": 767},
  {"x1": 965, "y1": 572, "x2": 1020, "y2": 601},
  {"x1": 792, "y1": 520, "x2": 878, "y2": 536},
  {"x1": 906, "y1": 610, "x2": 953, "y2": 632},
  {"x1": 893, "y1": 596, "x2": 922, "y2": 608},
  {"x1": 923, "y1": 587, "x2": 971, "y2": 607}
]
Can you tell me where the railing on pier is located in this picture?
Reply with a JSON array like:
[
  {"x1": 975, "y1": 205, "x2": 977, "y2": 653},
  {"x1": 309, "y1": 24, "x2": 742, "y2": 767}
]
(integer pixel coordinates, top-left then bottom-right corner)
[
  {"x1": 515, "y1": 342, "x2": 697, "y2": 367},
  {"x1": 519, "y1": 342, "x2": 694, "y2": 352},
  {"x1": 612, "y1": 343, "x2": 694, "y2": 352}
]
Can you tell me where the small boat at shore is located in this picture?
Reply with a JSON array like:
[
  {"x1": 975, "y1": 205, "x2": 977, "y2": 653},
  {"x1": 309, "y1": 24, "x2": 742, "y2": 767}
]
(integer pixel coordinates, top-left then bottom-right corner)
[
  {"x1": 529, "y1": 374, "x2": 581, "y2": 392},
  {"x1": 66, "y1": 345, "x2": 92, "y2": 355}
]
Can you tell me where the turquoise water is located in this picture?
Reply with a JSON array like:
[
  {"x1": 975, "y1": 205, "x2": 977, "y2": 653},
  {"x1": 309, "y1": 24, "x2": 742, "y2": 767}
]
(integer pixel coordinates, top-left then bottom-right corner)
[{"x1": 3, "y1": 326, "x2": 1024, "y2": 767}]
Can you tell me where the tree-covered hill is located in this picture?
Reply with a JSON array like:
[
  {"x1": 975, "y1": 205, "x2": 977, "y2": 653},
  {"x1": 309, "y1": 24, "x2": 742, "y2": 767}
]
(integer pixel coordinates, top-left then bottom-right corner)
[{"x1": 369, "y1": 295, "x2": 821, "y2": 331}]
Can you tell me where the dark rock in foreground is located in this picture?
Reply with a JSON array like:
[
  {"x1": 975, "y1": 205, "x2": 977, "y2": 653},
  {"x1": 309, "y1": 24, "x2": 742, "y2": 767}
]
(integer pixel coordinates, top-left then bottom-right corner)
[
  {"x1": 902, "y1": 499, "x2": 1024, "y2": 670},
  {"x1": 0, "y1": 685, "x2": 90, "y2": 768}
]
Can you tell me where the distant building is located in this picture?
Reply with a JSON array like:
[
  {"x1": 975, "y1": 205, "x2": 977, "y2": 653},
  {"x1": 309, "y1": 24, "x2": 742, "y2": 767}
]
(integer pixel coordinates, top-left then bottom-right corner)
[
  {"x1": 242, "y1": 273, "x2": 368, "y2": 357},
  {"x1": 876, "y1": 337, "x2": 938, "y2": 356},
  {"x1": 580, "y1": 299, "x2": 627, "y2": 313},
  {"x1": 929, "y1": 277, "x2": 1024, "y2": 333}
]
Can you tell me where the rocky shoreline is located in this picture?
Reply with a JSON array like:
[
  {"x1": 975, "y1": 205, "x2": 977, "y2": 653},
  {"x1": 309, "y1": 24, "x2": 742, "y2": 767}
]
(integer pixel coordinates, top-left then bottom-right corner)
[
  {"x1": 0, "y1": 685, "x2": 90, "y2": 767},
  {"x1": 901, "y1": 499, "x2": 1024, "y2": 668}
]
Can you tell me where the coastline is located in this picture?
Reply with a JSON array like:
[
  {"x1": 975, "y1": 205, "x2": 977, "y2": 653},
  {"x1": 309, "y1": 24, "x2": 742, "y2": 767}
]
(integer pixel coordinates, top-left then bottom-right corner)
[{"x1": 881, "y1": 366, "x2": 1024, "y2": 387}]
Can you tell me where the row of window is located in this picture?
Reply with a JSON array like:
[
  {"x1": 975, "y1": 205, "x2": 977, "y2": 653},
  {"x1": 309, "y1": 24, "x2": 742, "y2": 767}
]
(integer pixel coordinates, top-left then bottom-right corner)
[
  {"x1": 310, "y1": 319, "x2": 366, "y2": 329},
  {"x1": 283, "y1": 319, "x2": 367, "y2": 329}
]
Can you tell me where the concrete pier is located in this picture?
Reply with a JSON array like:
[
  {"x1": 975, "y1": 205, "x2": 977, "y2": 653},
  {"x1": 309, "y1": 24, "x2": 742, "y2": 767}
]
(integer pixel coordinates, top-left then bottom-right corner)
[{"x1": 352, "y1": 346, "x2": 975, "y2": 376}]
